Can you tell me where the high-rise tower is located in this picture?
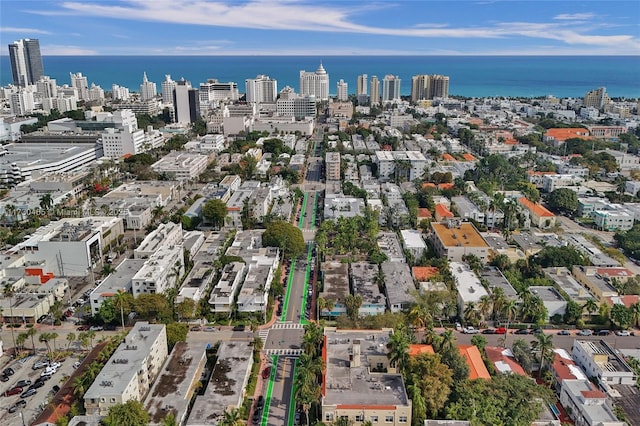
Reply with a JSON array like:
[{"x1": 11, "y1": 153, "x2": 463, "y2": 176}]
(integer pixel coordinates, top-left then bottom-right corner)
[
  {"x1": 245, "y1": 75, "x2": 278, "y2": 104},
  {"x1": 370, "y1": 76, "x2": 380, "y2": 105},
  {"x1": 336, "y1": 79, "x2": 348, "y2": 101},
  {"x1": 357, "y1": 74, "x2": 368, "y2": 96},
  {"x1": 8, "y1": 38, "x2": 44, "y2": 87},
  {"x1": 140, "y1": 72, "x2": 157, "y2": 101},
  {"x1": 382, "y1": 75, "x2": 401, "y2": 102},
  {"x1": 299, "y1": 63, "x2": 329, "y2": 101}
]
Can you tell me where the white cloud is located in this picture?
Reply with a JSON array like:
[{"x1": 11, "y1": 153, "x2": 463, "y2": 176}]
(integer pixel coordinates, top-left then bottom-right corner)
[
  {"x1": 554, "y1": 13, "x2": 595, "y2": 21},
  {"x1": 24, "y1": 1, "x2": 639, "y2": 53},
  {"x1": 0, "y1": 26, "x2": 52, "y2": 35},
  {"x1": 42, "y1": 45, "x2": 97, "y2": 55}
]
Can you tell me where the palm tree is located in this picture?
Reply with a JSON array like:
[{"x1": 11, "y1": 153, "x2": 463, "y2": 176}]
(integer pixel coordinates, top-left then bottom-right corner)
[
  {"x1": 478, "y1": 295, "x2": 492, "y2": 322},
  {"x1": 40, "y1": 332, "x2": 53, "y2": 359},
  {"x1": 630, "y1": 302, "x2": 640, "y2": 327},
  {"x1": 26, "y1": 327, "x2": 38, "y2": 355},
  {"x1": 302, "y1": 322, "x2": 323, "y2": 359},
  {"x1": 66, "y1": 332, "x2": 76, "y2": 349},
  {"x1": 407, "y1": 380, "x2": 426, "y2": 425},
  {"x1": 114, "y1": 289, "x2": 127, "y2": 330},
  {"x1": 584, "y1": 298, "x2": 598, "y2": 318},
  {"x1": 531, "y1": 333, "x2": 554, "y2": 377},
  {"x1": 39, "y1": 193, "x2": 54, "y2": 215},
  {"x1": 317, "y1": 297, "x2": 334, "y2": 319},
  {"x1": 3, "y1": 286, "x2": 19, "y2": 353},
  {"x1": 73, "y1": 376, "x2": 86, "y2": 398},
  {"x1": 220, "y1": 408, "x2": 243, "y2": 426},
  {"x1": 50, "y1": 332, "x2": 59, "y2": 353},
  {"x1": 16, "y1": 333, "x2": 27, "y2": 353},
  {"x1": 387, "y1": 326, "x2": 411, "y2": 374},
  {"x1": 463, "y1": 302, "x2": 481, "y2": 326}
]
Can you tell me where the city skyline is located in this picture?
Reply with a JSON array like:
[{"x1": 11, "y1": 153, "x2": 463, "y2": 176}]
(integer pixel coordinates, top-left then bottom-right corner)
[{"x1": 1, "y1": 1, "x2": 639, "y2": 56}]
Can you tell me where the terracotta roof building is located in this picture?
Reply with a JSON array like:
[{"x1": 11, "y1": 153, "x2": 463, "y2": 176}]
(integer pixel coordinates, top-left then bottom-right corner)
[
  {"x1": 518, "y1": 197, "x2": 556, "y2": 229},
  {"x1": 485, "y1": 346, "x2": 526, "y2": 376},
  {"x1": 459, "y1": 345, "x2": 491, "y2": 380}
]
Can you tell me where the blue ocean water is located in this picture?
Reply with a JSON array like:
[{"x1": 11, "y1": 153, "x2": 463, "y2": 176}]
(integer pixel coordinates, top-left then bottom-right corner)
[{"x1": 1, "y1": 55, "x2": 638, "y2": 99}]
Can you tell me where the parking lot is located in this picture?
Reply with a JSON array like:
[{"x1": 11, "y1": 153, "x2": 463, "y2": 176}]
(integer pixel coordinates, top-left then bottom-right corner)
[{"x1": 0, "y1": 353, "x2": 79, "y2": 426}]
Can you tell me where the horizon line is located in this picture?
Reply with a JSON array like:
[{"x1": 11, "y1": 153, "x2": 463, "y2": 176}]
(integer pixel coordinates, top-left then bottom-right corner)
[{"x1": 2, "y1": 53, "x2": 640, "y2": 57}]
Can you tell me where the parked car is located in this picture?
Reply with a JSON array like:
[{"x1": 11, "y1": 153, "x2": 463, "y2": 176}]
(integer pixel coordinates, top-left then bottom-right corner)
[
  {"x1": 104, "y1": 324, "x2": 117, "y2": 331},
  {"x1": 31, "y1": 379, "x2": 46, "y2": 389},
  {"x1": 76, "y1": 325, "x2": 89, "y2": 331},
  {"x1": 4, "y1": 386, "x2": 23, "y2": 396},
  {"x1": 15, "y1": 379, "x2": 32, "y2": 388},
  {"x1": 578, "y1": 329, "x2": 593, "y2": 336},
  {"x1": 557, "y1": 330, "x2": 571, "y2": 335},
  {"x1": 616, "y1": 330, "x2": 631, "y2": 336},
  {"x1": 190, "y1": 326, "x2": 202, "y2": 332},
  {"x1": 256, "y1": 395, "x2": 264, "y2": 408},
  {"x1": 495, "y1": 327, "x2": 507, "y2": 334},
  {"x1": 529, "y1": 329, "x2": 544, "y2": 335},
  {"x1": 8, "y1": 400, "x2": 26, "y2": 413},
  {"x1": 482, "y1": 328, "x2": 497, "y2": 334},
  {"x1": 204, "y1": 326, "x2": 216, "y2": 332},
  {"x1": 51, "y1": 385, "x2": 60, "y2": 394},
  {"x1": 514, "y1": 329, "x2": 529, "y2": 335},
  {"x1": 41, "y1": 367, "x2": 56, "y2": 377},
  {"x1": 73, "y1": 361, "x2": 81, "y2": 369},
  {"x1": 463, "y1": 326, "x2": 479, "y2": 334},
  {"x1": 37, "y1": 314, "x2": 48, "y2": 323},
  {"x1": 262, "y1": 367, "x2": 271, "y2": 379},
  {"x1": 49, "y1": 361, "x2": 61, "y2": 369},
  {"x1": 3, "y1": 367, "x2": 15, "y2": 376},
  {"x1": 232, "y1": 325, "x2": 246, "y2": 332},
  {"x1": 89, "y1": 325, "x2": 104, "y2": 331},
  {"x1": 20, "y1": 388, "x2": 37, "y2": 398},
  {"x1": 0, "y1": 375, "x2": 9, "y2": 382}
]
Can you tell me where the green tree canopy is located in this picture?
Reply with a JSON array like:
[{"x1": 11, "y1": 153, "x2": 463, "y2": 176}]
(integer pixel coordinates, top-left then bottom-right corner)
[
  {"x1": 547, "y1": 188, "x2": 579, "y2": 214},
  {"x1": 262, "y1": 221, "x2": 305, "y2": 258},
  {"x1": 202, "y1": 199, "x2": 228, "y2": 228},
  {"x1": 166, "y1": 322, "x2": 188, "y2": 352},
  {"x1": 101, "y1": 400, "x2": 149, "y2": 426},
  {"x1": 445, "y1": 374, "x2": 552, "y2": 426},
  {"x1": 530, "y1": 246, "x2": 588, "y2": 269}
]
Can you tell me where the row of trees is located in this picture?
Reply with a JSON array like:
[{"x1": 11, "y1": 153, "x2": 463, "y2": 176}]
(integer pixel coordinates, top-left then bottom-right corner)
[{"x1": 294, "y1": 322, "x2": 325, "y2": 426}]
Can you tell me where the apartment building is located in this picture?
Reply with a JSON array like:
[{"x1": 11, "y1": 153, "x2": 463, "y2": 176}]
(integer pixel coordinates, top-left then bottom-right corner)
[
  {"x1": 400, "y1": 229, "x2": 427, "y2": 259},
  {"x1": 325, "y1": 152, "x2": 341, "y2": 181},
  {"x1": 134, "y1": 222, "x2": 184, "y2": 259},
  {"x1": 132, "y1": 244, "x2": 185, "y2": 297},
  {"x1": 430, "y1": 221, "x2": 490, "y2": 263},
  {"x1": 84, "y1": 322, "x2": 168, "y2": 415},
  {"x1": 572, "y1": 340, "x2": 637, "y2": 386},
  {"x1": 382, "y1": 261, "x2": 416, "y2": 313},
  {"x1": 151, "y1": 151, "x2": 209, "y2": 180},
  {"x1": 321, "y1": 328, "x2": 412, "y2": 426},
  {"x1": 375, "y1": 151, "x2": 427, "y2": 182},
  {"x1": 517, "y1": 197, "x2": 556, "y2": 229},
  {"x1": 319, "y1": 261, "x2": 349, "y2": 317},
  {"x1": 351, "y1": 262, "x2": 386, "y2": 316}
]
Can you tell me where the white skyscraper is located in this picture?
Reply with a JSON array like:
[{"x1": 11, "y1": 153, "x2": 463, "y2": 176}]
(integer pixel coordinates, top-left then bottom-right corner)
[
  {"x1": 70, "y1": 72, "x2": 89, "y2": 100},
  {"x1": 8, "y1": 38, "x2": 43, "y2": 87},
  {"x1": 245, "y1": 75, "x2": 278, "y2": 104},
  {"x1": 161, "y1": 75, "x2": 177, "y2": 104},
  {"x1": 140, "y1": 72, "x2": 157, "y2": 101},
  {"x1": 88, "y1": 83, "x2": 105, "y2": 103},
  {"x1": 382, "y1": 75, "x2": 401, "y2": 102},
  {"x1": 299, "y1": 63, "x2": 329, "y2": 101},
  {"x1": 336, "y1": 79, "x2": 348, "y2": 101},
  {"x1": 173, "y1": 79, "x2": 200, "y2": 124},
  {"x1": 357, "y1": 74, "x2": 368, "y2": 95},
  {"x1": 35, "y1": 76, "x2": 57, "y2": 98},
  {"x1": 112, "y1": 84, "x2": 130, "y2": 101}
]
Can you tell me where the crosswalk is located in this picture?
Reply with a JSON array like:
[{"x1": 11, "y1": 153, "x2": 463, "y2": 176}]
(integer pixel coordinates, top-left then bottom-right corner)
[
  {"x1": 264, "y1": 348, "x2": 304, "y2": 356},
  {"x1": 271, "y1": 322, "x2": 305, "y2": 330},
  {"x1": 258, "y1": 329, "x2": 269, "y2": 342}
]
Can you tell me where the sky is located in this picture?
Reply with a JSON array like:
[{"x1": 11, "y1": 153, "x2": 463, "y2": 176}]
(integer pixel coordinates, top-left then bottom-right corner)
[{"x1": 1, "y1": 0, "x2": 639, "y2": 56}]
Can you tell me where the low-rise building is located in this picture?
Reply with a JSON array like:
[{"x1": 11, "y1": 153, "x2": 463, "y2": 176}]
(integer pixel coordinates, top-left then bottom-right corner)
[
  {"x1": 517, "y1": 198, "x2": 556, "y2": 228},
  {"x1": 484, "y1": 346, "x2": 526, "y2": 376},
  {"x1": 543, "y1": 267, "x2": 594, "y2": 305},
  {"x1": 144, "y1": 342, "x2": 208, "y2": 426},
  {"x1": 208, "y1": 262, "x2": 245, "y2": 314},
  {"x1": 377, "y1": 232, "x2": 405, "y2": 263},
  {"x1": 529, "y1": 286, "x2": 566, "y2": 320},
  {"x1": 186, "y1": 341, "x2": 253, "y2": 426},
  {"x1": 559, "y1": 379, "x2": 625, "y2": 426},
  {"x1": 593, "y1": 209, "x2": 634, "y2": 231},
  {"x1": 382, "y1": 261, "x2": 416, "y2": 313},
  {"x1": 84, "y1": 322, "x2": 168, "y2": 415},
  {"x1": 430, "y1": 221, "x2": 490, "y2": 263},
  {"x1": 132, "y1": 244, "x2": 185, "y2": 297},
  {"x1": 351, "y1": 262, "x2": 386, "y2": 316},
  {"x1": 450, "y1": 262, "x2": 488, "y2": 314},
  {"x1": 90, "y1": 259, "x2": 145, "y2": 316},
  {"x1": 134, "y1": 222, "x2": 184, "y2": 259},
  {"x1": 319, "y1": 261, "x2": 349, "y2": 317},
  {"x1": 481, "y1": 267, "x2": 519, "y2": 302},
  {"x1": 151, "y1": 151, "x2": 209, "y2": 180},
  {"x1": 571, "y1": 266, "x2": 620, "y2": 301},
  {"x1": 400, "y1": 229, "x2": 427, "y2": 259},
  {"x1": 324, "y1": 195, "x2": 366, "y2": 220},
  {"x1": 572, "y1": 340, "x2": 637, "y2": 386},
  {"x1": 321, "y1": 328, "x2": 412, "y2": 426},
  {"x1": 459, "y1": 345, "x2": 491, "y2": 380}
]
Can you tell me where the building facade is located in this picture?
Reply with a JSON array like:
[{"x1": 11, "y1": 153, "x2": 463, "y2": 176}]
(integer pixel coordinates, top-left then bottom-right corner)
[
  {"x1": 300, "y1": 63, "x2": 329, "y2": 101},
  {"x1": 245, "y1": 75, "x2": 278, "y2": 104},
  {"x1": 382, "y1": 75, "x2": 401, "y2": 102},
  {"x1": 8, "y1": 38, "x2": 43, "y2": 87}
]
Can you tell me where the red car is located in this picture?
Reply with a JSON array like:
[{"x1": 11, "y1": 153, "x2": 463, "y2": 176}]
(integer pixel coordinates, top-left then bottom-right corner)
[
  {"x1": 496, "y1": 327, "x2": 507, "y2": 334},
  {"x1": 4, "y1": 386, "x2": 22, "y2": 396},
  {"x1": 262, "y1": 367, "x2": 271, "y2": 379},
  {"x1": 76, "y1": 325, "x2": 89, "y2": 331}
]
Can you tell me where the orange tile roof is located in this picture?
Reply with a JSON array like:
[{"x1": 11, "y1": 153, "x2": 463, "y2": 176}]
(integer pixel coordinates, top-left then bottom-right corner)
[
  {"x1": 431, "y1": 222, "x2": 489, "y2": 248},
  {"x1": 459, "y1": 345, "x2": 491, "y2": 380},
  {"x1": 462, "y1": 153, "x2": 476, "y2": 161},
  {"x1": 485, "y1": 346, "x2": 526, "y2": 376},
  {"x1": 518, "y1": 197, "x2": 555, "y2": 217},
  {"x1": 552, "y1": 353, "x2": 581, "y2": 382},
  {"x1": 527, "y1": 171, "x2": 556, "y2": 176},
  {"x1": 408, "y1": 344, "x2": 435, "y2": 356},
  {"x1": 604, "y1": 295, "x2": 640, "y2": 308},
  {"x1": 545, "y1": 128, "x2": 591, "y2": 141},
  {"x1": 505, "y1": 138, "x2": 519, "y2": 145},
  {"x1": 581, "y1": 390, "x2": 606, "y2": 399},
  {"x1": 435, "y1": 204, "x2": 454, "y2": 218},
  {"x1": 442, "y1": 153, "x2": 455, "y2": 161},
  {"x1": 417, "y1": 208, "x2": 433, "y2": 219},
  {"x1": 422, "y1": 182, "x2": 437, "y2": 189},
  {"x1": 412, "y1": 266, "x2": 439, "y2": 281},
  {"x1": 596, "y1": 267, "x2": 634, "y2": 279},
  {"x1": 438, "y1": 183, "x2": 455, "y2": 190}
]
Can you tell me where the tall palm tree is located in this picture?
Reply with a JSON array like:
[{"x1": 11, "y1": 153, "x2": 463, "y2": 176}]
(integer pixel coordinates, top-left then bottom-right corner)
[
  {"x1": 531, "y1": 333, "x2": 554, "y2": 377},
  {"x1": 478, "y1": 295, "x2": 493, "y2": 322},
  {"x1": 66, "y1": 332, "x2": 76, "y2": 349},
  {"x1": 39, "y1": 193, "x2": 54, "y2": 216},
  {"x1": 114, "y1": 289, "x2": 127, "y2": 330},
  {"x1": 630, "y1": 302, "x2": 640, "y2": 327},
  {"x1": 40, "y1": 332, "x2": 53, "y2": 359},
  {"x1": 3, "y1": 284, "x2": 17, "y2": 352},
  {"x1": 220, "y1": 408, "x2": 243, "y2": 426},
  {"x1": 26, "y1": 327, "x2": 38, "y2": 355},
  {"x1": 50, "y1": 332, "x2": 59, "y2": 353},
  {"x1": 463, "y1": 302, "x2": 481, "y2": 326},
  {"x1": 387, "y1": 326, "x2": 411, "y2": 374},
  {"x1": 302, "y1": 322, "x2": 323, "y2": 359}
]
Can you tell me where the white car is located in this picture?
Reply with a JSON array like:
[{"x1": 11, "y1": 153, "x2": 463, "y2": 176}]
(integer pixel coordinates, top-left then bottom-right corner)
[
  {"x1": 41, "y1": 367, "x2": 56, "y2": 377},
  {"x1": 49, "y1": 361, "x2": 61, "y2": 369},
  {"x1": 463, "y1": 326, "x2": 480, "y2": 334},
  {"x1": 616, "y1": 330, "x2": 631, "y2": 336}
]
